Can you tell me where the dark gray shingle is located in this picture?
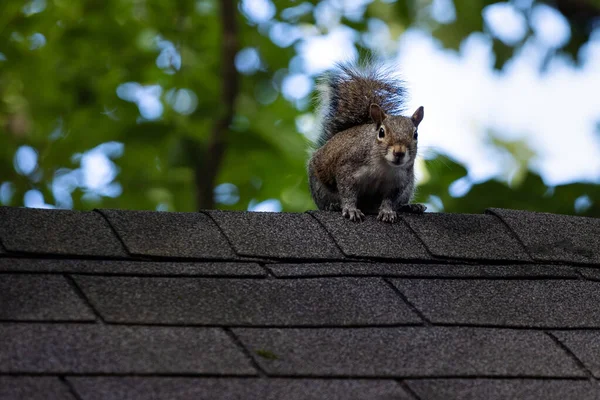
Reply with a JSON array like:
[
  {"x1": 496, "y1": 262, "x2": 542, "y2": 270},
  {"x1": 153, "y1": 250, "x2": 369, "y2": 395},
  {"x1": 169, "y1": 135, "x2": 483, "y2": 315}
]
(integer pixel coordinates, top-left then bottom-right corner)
[
  {"x1": 401, "y1": 213, "x2": 530, "y2": 261},
  {"x1": 1, "y1": 206, "x2": 598, "y2": 395},
  {"x1": 68, "y1": 377, "x2": 411, "y2": 400},
  {"x1": 0, "y1": 324, "x2": 256, "y2": 374},
  {"x1": 74, "y1": 276, "x2": 420, "y2": 326},
  {"x1": 0, "y1": 274, "x2": 95, "y2": 321},
  {"x1": 487, "y1": 208, "x2": 600, "y2": 264},
  {"x1": 578, "y1": 267, "x2": 600, "y2": 281},
  {"x1": 391, "y1": 279, "x2": 600, "y2": 328},
  {"x1": 407, "y1": 379, "x2": 600, "y2": 400},
  {"x1": 206, "y1": 211, "x2": 343, "y2": 259},
  {"x1": 269, "y1": 262, "x2": 576, "y2": 278},
  {"x1": 0, "y1": 207, "x2": 127, "y2": 257},
  {"x1": 0, "y1": 377, "x2": 76, "y2": 400},
  {"x1": 233, "y1": 327, "x2": 582, "y2": 377},
  {"x1": 97, "y1": 209, "x2": 236, "y2": 259},
  {"x1": 553, "y1": 331, "x2": 600, "y2": 378},
  {"x1": 309, "y1": 211, "x2": 430, "y2": 260},
  {"x1": 0, "y1": 258, "x2": 265, "y2": 277}
]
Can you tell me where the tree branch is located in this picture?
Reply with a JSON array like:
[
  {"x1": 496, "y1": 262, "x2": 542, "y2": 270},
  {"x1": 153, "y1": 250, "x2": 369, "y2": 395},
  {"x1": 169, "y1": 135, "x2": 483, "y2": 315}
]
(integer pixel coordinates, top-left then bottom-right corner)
[{"x1": 195, "y1": 0, "x2": 239, "y2": 210}]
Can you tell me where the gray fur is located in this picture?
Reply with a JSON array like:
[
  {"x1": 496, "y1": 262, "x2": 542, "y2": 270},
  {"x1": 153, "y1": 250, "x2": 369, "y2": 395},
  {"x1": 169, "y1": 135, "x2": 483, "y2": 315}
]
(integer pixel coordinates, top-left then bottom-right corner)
[
  {"x1": 308, "y1": 63, "x2": 426, "y2": 222},
  {"x1": 315, "y1": 62, "x2": 408, "y2": 148}
]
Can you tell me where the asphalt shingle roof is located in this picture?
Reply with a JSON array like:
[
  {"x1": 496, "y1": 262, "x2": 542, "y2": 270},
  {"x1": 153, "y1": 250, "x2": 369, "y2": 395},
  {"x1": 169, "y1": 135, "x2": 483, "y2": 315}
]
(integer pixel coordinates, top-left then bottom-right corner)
[
  {"x1": 208, "y1": 210, "x2": 344, "y2": 260},
  {"x1": 232, "y1": 327, "x2": 582, "y2": 377},
  {"x1": 67, "y1": 377, "x2": 412, "y2": 400},
  {"x1": 406, "y1": 379, "x2": 600, "y2": 400},
  {"x1": 0, "y1": 207, "x2": 127, "y2": 257},
  {"x1": 1, "y1": 205, "x2": 600, "y2": 399},
  {"x1": 487, "y1": 208, "x2": 600, "y2": 264},
  {"x1": 97, "y1": 209, "x2": 237, "y2": 259},
  {"x1": 0, "y1": 377, "x2": 77, "y2": 400},
  {"x1": 73, "y1": 276, "x2": 420, "y2": 326},
  {"x1": 0, "y1": 324, "x2": 256, "y2": 375},
  {"x1": 310, "y1": 211, "x2": 431, "y2": 260},
  {"x1": 0, "y1": 274, "x2": 95, "y2": 321},
  {"x1": 401, "y1": 213, "x2": 530, "y2": 261}
]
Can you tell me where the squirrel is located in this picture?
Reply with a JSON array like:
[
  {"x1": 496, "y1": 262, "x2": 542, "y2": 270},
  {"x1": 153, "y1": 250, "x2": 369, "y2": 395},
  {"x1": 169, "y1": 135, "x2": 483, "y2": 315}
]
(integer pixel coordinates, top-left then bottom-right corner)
[{"x1": 308, "y1": 62, "x2": 426, "y2": 223}]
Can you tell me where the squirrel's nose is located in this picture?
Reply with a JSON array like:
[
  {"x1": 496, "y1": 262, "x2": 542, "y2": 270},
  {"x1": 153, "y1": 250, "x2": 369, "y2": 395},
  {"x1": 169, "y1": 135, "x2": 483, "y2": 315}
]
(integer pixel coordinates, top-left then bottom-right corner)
[{"x1": 393, "y1": 150, "x2": 405, "y2": 159}]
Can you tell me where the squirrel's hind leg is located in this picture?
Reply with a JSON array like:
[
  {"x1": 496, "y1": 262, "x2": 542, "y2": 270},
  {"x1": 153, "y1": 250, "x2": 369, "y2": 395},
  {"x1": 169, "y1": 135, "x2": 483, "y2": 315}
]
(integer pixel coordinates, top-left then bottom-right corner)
[
  {"x1": 309, "y1": 173, "x2": 342, "y2": 211},
  {"x1": 393, "y1": 179, "x2": 427, "y2": 214}
]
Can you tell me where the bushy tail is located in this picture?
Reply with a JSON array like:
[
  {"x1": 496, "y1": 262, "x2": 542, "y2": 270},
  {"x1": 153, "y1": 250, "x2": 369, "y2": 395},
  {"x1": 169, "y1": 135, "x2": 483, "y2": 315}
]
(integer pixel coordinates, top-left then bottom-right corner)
[{"x1": 314, "y1": 61, "x2": 408, "y2": 148}]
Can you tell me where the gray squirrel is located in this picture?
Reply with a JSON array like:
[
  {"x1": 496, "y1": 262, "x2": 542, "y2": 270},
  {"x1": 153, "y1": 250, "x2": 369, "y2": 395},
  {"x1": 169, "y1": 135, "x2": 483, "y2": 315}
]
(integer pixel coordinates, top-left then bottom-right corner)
[{"x1": 308, "y1": 62, "x2": 426, "y2": 222}]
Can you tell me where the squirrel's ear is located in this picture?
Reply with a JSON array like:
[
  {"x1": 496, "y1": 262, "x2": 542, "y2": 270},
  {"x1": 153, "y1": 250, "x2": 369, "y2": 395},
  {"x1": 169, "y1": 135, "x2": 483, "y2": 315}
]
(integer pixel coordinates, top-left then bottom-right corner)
[
  {"x1": 370, "y1": 104, "x2": 386, "y2": 125},
  {"x1": 411, "y1": 106, "x2": 424, "y2": 127}
]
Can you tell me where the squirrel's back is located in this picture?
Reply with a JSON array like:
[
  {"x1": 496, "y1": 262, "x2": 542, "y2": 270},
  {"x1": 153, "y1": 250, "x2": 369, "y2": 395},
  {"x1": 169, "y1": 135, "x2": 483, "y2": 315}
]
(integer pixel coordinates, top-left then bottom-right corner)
[{"x1": 314, "y1": 62, "x2": 408, "y2": 148}]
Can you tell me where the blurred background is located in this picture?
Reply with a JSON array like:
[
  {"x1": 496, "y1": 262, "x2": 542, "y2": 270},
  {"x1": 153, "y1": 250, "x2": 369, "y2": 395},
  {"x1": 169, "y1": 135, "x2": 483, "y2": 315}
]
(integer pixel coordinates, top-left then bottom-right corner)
[{"x1": 1, "y1": 0, "x2": 599, "y2": 216}]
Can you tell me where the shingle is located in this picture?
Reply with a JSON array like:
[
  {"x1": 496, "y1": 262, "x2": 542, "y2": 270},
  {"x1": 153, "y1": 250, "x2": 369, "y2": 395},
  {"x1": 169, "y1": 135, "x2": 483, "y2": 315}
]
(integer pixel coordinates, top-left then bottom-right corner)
[
  {"x1": 74, "y1": 276, "x2": 420, "y2": 326},
  {"x1": 391, "y1": 279, "x2": 600, "y2": 328},
  {"x1": 97, "y1": 209, "x2": 235, "y2": 259},
  {"x1": 269, "y1": 262, "x2": 576, "y2": 278},
  {"x1": 68, "y1": 377, "x2": 410, "y2": 400},
  {"x1": 232, "y1": 327, "x2": 582, "y2": 377},
  {"x1": 0, "y1": 207, "x2": 127, "y2": 257},
  {"x1": 487, "y1": 208, "x2": 600, "y2": 264},
  {"x1": 578, "y1": 267, "x2": 600, "y2": 281},
  {"x1": 206, "y1": 211, "x2": 343, "y2": 259},
  {"x1": 0, "y1": 258, "x2": 265, "y2": 277},
  {"x1": 309, "y1": 211, "x2": 430, "y2": 260},
  {"x1": 0, "y1": 274, "x2": 95, "y2": 321},
  {"x1": 553, "y1": 331, "x2": 600, "y2": 378},
  {"x1": 401, "y1": 213, "x2": 530, "y2": 261},
  {"x1": 407, "y1": 379, "x2": 600, "y2": 400},
  {"x1": 0, "y1": 324, "x2": 256, "y2": 374},
  {"x1": 0, "y1": 377, "x2": 76, "y2": 400}
]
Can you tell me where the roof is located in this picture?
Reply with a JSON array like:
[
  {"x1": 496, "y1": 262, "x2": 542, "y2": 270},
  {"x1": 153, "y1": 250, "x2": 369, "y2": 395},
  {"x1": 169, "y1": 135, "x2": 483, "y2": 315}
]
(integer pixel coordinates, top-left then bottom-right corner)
[{"x1": 1, "y1": 205, "x2": 600, "y2": 399}]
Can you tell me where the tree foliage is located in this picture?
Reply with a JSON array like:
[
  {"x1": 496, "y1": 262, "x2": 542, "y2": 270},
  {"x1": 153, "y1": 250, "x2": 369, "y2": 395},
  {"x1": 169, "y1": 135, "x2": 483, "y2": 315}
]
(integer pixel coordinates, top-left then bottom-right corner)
[{"x1": 1, "y1": 0, "x2": 598, "y2": 216}]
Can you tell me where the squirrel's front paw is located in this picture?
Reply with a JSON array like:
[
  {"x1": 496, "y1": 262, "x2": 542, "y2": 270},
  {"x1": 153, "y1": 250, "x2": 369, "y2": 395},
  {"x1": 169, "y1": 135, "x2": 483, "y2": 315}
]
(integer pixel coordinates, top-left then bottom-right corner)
[
  {"x1": 377, "y1": 209, "x2": 397, "y2": 223},
  {"x1": 399, "y1": 203, "x2": 427, "y2": 214},
  {"x1": 342, "y1": 207, "x2": 365, "y2": 222}
]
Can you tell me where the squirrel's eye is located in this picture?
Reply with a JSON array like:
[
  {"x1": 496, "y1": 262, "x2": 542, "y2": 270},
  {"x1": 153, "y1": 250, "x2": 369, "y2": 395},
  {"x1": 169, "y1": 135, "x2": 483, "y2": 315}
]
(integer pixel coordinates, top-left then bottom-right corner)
[
  {"x1": 413, "y1": 131, "x2": 418, "y2": 140},
  {"x1": 378, "y1": 127, "x2": 385, "y2": 139}
]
